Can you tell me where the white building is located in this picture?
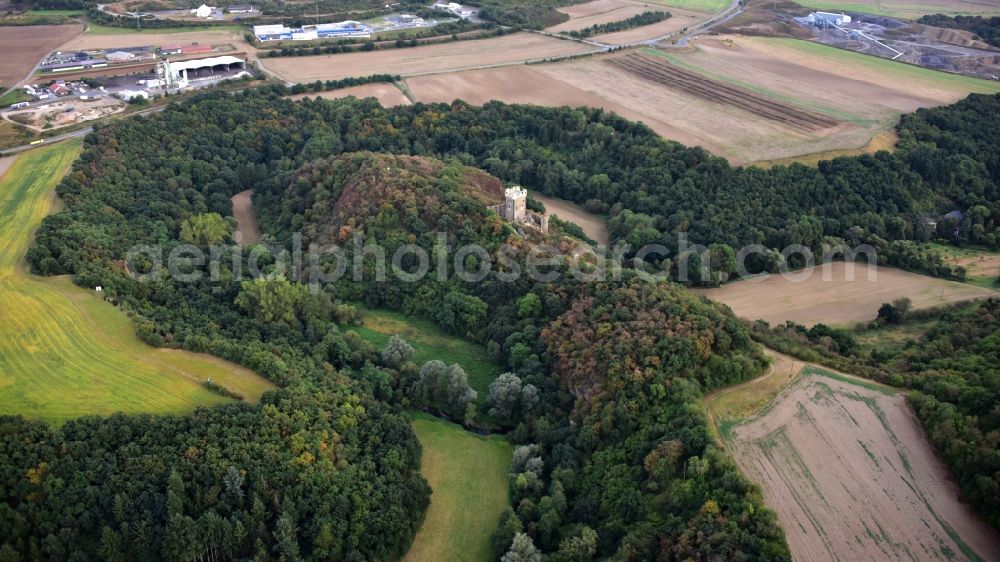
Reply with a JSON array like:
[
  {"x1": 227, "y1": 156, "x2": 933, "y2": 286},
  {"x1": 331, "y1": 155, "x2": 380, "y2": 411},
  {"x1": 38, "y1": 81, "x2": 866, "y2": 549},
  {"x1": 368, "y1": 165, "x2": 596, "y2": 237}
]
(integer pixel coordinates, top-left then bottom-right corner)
[
  {"x1": 807, "y1": 11, "x2": 852, "y2": 26},
  {"x1": 191, "y1": 4, "x2": 214, "y2": 18}
]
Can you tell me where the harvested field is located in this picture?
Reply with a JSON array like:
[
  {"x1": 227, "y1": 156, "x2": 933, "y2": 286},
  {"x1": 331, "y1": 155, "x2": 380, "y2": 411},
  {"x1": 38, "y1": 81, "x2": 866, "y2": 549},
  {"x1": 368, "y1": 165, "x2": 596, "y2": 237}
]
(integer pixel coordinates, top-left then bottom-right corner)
[
  {"x1": 590, "y1": 9, "x2": 708, "y2": 44},
  {"x1": 58, "y1": 27, "x2": 247, "y2": 50},
  {"x1": 549, "y1": 0, "x2": 657, "y2": 32},
  {"x1": 608, "y1": 53, "x2": 839, "y2": 131},
  {"x1": 259, "y1": 33, "x2": 593, "y2": 82},
  {"x1": 230, "y1": 190, "x2": 261, "y2": 246},
  {"x1": 695, "y1": 262, "x2": 997, "y2": 327},
  {"x1": 530, "y1": 192, "x2": 610, "y2": 245},
  {"x1": 290, "y1": 83, "x2": 410, "y2": 107},
  {"x1": 0, "y1": 24, "x2": 84, "y2": 89},
  {"x1": 726, "y1": 365, "x2": 1000, "y2": 562},
  {"x1": 794, "y1": 0, "x2": 1000, "y2": 18}
]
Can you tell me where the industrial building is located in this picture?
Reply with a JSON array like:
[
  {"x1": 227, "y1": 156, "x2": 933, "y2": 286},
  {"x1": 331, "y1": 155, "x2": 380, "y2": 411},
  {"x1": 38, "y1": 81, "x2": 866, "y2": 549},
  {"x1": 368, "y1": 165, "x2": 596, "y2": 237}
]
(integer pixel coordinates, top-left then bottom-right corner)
[
  {"x1": 227, "y1": 4, "x2": 253, "y2": 13},
  {"x1": 252, "y1": 21, "x2": 373, "y2": 41},
  {"x1": 804, "y1": 11, "x2": 852, "y2": 27}
]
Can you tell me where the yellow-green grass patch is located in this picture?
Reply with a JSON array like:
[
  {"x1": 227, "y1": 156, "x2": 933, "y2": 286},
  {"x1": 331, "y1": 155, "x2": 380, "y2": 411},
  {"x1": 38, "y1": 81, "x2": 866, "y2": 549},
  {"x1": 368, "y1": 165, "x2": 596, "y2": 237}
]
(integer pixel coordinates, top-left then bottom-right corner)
[
  {"x1": 403, "y1": 412, "x2": 512, "y2": 562},
  {"x1": 645, "y1": 0, "x2": 730, "y2": 13},
  {"x1": 345, "y1": 307, "x2": 502, "y2": 400},
  {"x1": 0, "y1": 141, "x2": 275, "y2": 424}
]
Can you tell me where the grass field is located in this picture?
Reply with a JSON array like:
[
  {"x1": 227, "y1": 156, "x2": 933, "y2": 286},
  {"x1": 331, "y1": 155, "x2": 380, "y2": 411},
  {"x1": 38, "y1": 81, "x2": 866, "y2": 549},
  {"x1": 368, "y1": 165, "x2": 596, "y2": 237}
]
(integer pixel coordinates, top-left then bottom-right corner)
[
  {"x1": 646, "y1": 0, "x2": 730, "y2": 13},
  {"x1": 404, "y1": 412, "x2": 512, "y2": 562},
  {"x1": 921, "y1": 242, "x2": 1000, "y2": 289},
  {"x1": 0, "y1": 142, "x2": 275, "y2": 424},
  {"x1": 345, "y1": 308, "x2": 501, "y2": 399}
]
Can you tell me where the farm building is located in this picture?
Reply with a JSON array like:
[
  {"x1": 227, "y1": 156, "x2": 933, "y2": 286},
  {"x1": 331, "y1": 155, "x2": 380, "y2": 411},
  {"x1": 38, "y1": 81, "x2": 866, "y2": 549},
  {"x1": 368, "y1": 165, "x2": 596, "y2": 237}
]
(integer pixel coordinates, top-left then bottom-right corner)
[{"x1": 228, "y1": 4, "x2": 252, "y2": 13}]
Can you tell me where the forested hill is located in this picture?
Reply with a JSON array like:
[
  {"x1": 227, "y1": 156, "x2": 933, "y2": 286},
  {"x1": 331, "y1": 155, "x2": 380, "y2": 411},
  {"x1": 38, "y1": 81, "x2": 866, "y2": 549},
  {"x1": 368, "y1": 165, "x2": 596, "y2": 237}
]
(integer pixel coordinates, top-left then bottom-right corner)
[
  {"x1": 263, "y1": 151, "x2": 508, "y2": 247},
  {"x1": 31, "y1": 90, "x2": 1000, "y2": 288},
  {"x1": 7, "y1": 89, "x2": 1000, "y2": 559}
]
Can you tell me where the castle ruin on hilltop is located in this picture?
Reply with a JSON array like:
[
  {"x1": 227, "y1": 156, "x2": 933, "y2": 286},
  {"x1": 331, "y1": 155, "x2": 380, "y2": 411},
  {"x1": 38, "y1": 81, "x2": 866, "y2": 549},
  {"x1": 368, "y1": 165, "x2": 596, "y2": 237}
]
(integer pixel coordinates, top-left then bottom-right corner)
[{"x1": 490, "y1": 186, "x2": 548, "y2": 234}]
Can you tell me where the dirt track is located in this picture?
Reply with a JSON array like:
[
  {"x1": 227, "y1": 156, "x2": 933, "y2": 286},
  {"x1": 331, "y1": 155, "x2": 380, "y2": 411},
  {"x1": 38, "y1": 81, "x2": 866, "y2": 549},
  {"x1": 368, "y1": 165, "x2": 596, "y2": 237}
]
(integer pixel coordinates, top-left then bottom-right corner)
[
  {"x1": 530, "y1": 193, "x2": 610, "y2": 245},
  {"x1": 230, "y1": 190, "x2": 260, "y2": 246},
  {"x1": 0, "y1": 25, "x2": 84, "y2": 89},
  {"x1": 607, "y1": 53, "x2": 839, "y2": 131},
  {"x1": 727, "y1": 365, "x2": 1000, "y2": 561},
  {"x1": 696, "y1": 262, "x2": 997, "y2": 327}
]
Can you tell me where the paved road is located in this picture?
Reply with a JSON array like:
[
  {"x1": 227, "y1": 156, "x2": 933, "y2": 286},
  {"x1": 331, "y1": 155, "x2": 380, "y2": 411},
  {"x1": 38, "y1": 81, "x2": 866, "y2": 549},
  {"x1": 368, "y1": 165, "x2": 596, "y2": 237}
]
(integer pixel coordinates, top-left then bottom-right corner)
[{"x1": 0, "y1": 104, "x2": 166, "y2": 156}]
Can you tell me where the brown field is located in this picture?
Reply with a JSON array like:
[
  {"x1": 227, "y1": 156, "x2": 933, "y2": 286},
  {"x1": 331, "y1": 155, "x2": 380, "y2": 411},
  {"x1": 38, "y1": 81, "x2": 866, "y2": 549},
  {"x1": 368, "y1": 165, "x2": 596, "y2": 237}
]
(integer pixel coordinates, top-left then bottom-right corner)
[
  {"x1": 58, "y1": 28, "x2": 248, "y2": 51},
  {"x1": 548, "y1": 0, "x2": 710, "y2": 43},
  {"x1": 608, "y1": 53, "x2": 839, "y2": 131},
  {"x1": 290, "y1": 83, "x2": 411, "y2": 106},
  {"x1": 591, "y1": 8, "x2": 711, "y2": 44},
  {"x1": 0, "y1": 24, "x2": 84, "y2": 88},
  {"x1": 726, "y1": 365, "x2": 1000, "y2": 562},
  {"x1": 538, "y1": 36, "x2": 1000, "y2": 163},
  {"x1": 695, "y1": 262, "x2": 997, "y2": 327},
  {"x1": 230, "y1": 190, "x2": 261, "y2": 246},
  {"x1": 530, "y1": 193, "x2": 610, "y2": 245},
  {"x1": 259, "y1": 33, "x2": 593, "y2": 82}
]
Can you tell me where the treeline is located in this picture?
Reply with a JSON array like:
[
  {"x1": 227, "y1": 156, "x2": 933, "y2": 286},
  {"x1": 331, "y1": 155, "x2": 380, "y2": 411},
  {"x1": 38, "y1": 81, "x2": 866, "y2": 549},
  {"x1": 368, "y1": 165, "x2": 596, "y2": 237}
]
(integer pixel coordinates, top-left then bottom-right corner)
[
  {"x1": 750, "y1": 298, "x2": 1000, "y2": 527},
  {"x1": 287, "y1": 74, "x2": 400, "y2": 95},
  {"x1": 0, "y1": 381, "x2": 430, "y2": 560},
  {"x1": 567, "y1": 10, "x2": 670, "y2": 38},
  {"x1": 918, "y1": 14, "x2": 1000, "y2": 48}
]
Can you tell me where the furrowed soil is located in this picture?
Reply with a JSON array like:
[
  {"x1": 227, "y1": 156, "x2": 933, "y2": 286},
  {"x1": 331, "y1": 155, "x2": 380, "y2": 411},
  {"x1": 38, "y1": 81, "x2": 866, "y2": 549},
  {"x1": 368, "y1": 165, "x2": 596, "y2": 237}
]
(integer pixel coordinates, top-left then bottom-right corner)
[
  {"x1": 725, "y1": 364, "x2": 1000, "y2": 561},
  {"x1": 607, "y1": 53, "x2": 840, "y2": 131},
  {"x1": 695, "y1": 262, "x2": 997, "y2": 327}
]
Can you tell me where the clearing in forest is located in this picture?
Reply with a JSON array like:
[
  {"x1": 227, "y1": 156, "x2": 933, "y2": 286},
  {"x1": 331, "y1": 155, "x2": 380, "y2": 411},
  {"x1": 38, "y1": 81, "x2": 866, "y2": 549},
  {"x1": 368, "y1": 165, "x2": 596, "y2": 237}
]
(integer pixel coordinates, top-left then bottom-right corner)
[
  {"x1": 345, "y1": 308, "x2": 502, "y2": 399},
  {"x1": 696, "y1": 261, "x2": 996, "y2": 327},
  {"x1": 0, "y1": 142, "x2": 275, "y2": 424},
  {"x1": 722, "y1": 363, "x2": 1000, "y2": 562},
  {"x1": 403, "y1": 412, "x2": 512, "y2": 562}
]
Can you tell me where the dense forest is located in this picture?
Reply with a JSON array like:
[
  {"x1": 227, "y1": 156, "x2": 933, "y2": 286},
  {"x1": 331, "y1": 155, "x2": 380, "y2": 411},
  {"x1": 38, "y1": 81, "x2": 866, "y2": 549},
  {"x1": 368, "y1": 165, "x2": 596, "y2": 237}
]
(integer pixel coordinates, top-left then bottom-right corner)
[
  {"x1": 0, "y1": 382, "x2": 429, "y2": 560},
  {"x1": 751, "y1": 298, "x2": 1000, "y2": 527},
  {"x1": 6, "y1": 88, "x2": 1000, "y2": 558},
  {"x1": 918, "y1": 14, "x2": 1000, "y2": 48}
]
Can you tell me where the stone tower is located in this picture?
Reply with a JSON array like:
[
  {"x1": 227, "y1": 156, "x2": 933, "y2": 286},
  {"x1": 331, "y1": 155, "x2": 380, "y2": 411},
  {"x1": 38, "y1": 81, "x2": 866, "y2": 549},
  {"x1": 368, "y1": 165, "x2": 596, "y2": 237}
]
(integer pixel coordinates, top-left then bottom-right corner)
[{"x1": 503, "y1": 186, "x2": 527, "y2": 222}]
